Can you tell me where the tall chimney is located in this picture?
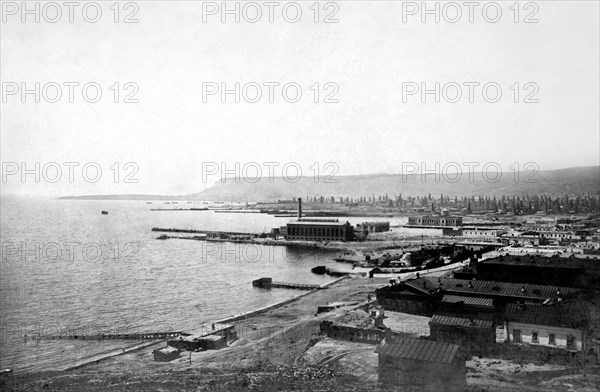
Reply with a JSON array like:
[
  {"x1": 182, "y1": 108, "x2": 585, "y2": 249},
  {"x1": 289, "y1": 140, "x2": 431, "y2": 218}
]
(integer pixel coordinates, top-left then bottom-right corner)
[{"x1": 298, "y1": 197, "x2": 302, "y2": 219}]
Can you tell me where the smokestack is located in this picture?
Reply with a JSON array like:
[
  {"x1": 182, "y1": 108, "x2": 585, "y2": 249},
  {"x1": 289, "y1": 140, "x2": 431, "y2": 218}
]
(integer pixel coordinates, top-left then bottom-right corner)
[{"x1": 298, "y1": 197, "x2": 302, "y2": 219}]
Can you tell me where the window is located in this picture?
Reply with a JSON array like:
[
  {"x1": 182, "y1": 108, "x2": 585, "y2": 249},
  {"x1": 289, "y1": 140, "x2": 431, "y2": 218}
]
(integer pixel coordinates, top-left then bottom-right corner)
[
  {"x1": 532, "y1": 331, "x2": 538, "y2": 343},
  {"x1": 549, "y1": 334, "x2": 555, "y2": 345},
  {"x1": 567, "y1": 335, "x2": 576, "y2": 350},
  {"x1": 513, "y1": 329, "x2": 522, "y2": 343}
]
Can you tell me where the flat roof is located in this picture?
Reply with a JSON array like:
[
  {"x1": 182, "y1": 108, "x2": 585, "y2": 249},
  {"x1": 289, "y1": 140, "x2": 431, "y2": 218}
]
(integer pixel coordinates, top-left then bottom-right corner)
[{"x1": 375, "y1": 337, "x2": 460, "y2": 364}]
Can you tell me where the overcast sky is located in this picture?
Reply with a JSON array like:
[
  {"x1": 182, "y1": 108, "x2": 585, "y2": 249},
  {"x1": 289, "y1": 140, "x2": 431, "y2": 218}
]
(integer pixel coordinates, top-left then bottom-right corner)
[{"x1": 1, "y1": 1, "x2": 598, "y2": 197}]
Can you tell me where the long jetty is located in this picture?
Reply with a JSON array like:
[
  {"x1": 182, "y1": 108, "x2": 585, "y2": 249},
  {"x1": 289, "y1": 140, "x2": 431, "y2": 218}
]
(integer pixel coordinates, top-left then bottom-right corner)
[
  {"x1": 27, "y1": 331, "x2": 185, "y2": 341},
  {"x1": 252, "y1": 277, "x2": 322, "y2": 290},
  {"x1": 152, "y1": 227, "x2": 262, "y2": 236}
]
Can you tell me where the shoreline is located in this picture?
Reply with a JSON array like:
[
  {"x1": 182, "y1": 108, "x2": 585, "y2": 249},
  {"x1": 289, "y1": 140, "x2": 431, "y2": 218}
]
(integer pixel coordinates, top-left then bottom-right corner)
[{"x1": 36, "y1": 276, "x2": 350, "y2": 374}]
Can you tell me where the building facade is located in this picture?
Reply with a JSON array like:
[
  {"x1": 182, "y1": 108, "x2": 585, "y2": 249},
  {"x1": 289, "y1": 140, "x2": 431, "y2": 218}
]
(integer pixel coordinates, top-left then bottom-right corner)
[
  {"x1": 462, "y1": 227, "x2": 505, "y2": 241},
  {"x1": 408, "y1": 215, "x2": 463, "y2": 227},
  {"x1": 504, "y1": 303, "x2": 585, "y2": 352}
]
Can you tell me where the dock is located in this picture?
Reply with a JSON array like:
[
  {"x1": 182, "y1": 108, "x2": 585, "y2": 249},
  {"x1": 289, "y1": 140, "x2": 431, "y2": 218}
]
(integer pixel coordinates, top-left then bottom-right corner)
[{"x1": 252, "y1": 277, "x2": 322, "y2": 290}]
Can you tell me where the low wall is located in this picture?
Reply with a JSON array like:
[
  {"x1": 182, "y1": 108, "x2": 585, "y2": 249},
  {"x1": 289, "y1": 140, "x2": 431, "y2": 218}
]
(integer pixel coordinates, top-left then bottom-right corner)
[{"x1": 320, "y1": 320, "x2": 387, "y2": 344}]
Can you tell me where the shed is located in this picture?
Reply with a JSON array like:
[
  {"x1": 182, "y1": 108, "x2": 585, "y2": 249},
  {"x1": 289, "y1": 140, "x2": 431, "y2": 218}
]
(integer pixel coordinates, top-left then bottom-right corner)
[
  {"x1": 429, "y1": 314, "x2": 496, "y2": 354},
  {"x1": 199, "y1": 335, "x2": 227, "y2": 350},
  {"x1": 152, "y1": 346, "x2": 181, "y2": 362},
  {"x1": 375, "y1": 336, "x2": 465, "y2": 391}
]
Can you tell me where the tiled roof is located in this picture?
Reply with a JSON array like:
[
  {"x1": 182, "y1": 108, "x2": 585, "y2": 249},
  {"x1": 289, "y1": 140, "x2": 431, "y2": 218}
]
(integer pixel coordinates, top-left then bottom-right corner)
[
  {"x1": 430, "y1": 314, "x2": 494, "y2": 329},
  {"x1": 441, "y1": 295, "x2": 494, "y2": 308},
  {"x1": 481, "y1": 254, "x2": 600, "y2": 270},
  {"x1": 403, "y1": 277, "x2": 578, "y2": 300},
  {"x1": 504, "y1": 303, "x2": 585, "y2": 328},
  {"x1": 375, "y1": 337, "x2": 460, "y2": 364}
]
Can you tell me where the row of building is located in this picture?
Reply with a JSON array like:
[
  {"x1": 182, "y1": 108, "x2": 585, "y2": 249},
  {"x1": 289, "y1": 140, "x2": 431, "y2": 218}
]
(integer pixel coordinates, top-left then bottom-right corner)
[{"x1": 376, "y1": 252, "x2": 600, "y2": 358}]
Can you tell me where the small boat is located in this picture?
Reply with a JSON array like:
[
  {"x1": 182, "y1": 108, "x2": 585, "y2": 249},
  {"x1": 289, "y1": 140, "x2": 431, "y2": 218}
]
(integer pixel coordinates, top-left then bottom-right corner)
[
  {"x1": 311, "y1": 266, "x2": 327, "y2": 275},
  {"x1": 101, "y1": 211, "x2": 108, "y2": 215}
]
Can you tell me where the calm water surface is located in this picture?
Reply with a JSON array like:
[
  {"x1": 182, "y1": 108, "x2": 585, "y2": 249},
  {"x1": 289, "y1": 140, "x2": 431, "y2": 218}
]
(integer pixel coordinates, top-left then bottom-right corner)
[{"x1": 0, "y1": 197, "x2": 425, "y2": 372}]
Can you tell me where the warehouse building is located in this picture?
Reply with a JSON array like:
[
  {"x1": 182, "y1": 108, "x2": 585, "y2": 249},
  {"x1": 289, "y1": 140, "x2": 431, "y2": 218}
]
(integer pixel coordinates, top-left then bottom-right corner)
[
  {"x1": 376, "y1": 277, "x2": 579, "y2": 316},
  {"x1": 473, "y1": 254, "x2": 600, "y2": 288}
]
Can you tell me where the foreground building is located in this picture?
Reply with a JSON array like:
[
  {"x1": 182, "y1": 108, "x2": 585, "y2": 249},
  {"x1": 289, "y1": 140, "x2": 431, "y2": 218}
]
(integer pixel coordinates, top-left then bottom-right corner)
[{"x1": 375, "y1": 336, "x2": 465, "y2": 391}]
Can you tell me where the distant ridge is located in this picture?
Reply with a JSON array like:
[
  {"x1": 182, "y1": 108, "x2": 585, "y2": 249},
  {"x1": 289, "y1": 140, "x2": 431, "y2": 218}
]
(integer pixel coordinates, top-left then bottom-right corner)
[{"x1": 58, "y1": 166, "x2": 600, "y2": 201}]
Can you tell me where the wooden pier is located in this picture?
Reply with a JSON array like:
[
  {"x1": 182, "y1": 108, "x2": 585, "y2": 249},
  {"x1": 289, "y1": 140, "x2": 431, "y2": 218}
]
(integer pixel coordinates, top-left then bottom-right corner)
[
  {"x1": 252, "y1": 277, "x2": 322, "y2": 290},
  {"x1": 27, "y1": 331, "x2": 185, "y2": 341}
]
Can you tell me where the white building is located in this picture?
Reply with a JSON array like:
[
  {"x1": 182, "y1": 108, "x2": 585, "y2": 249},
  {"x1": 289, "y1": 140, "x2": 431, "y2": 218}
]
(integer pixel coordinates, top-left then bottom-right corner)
[
  {"x1": 503, "y1": 303, "x2": 585, "y2": 351},
  {"x1": 462, "y1": 227, "x2": 506, "y2": 241}
]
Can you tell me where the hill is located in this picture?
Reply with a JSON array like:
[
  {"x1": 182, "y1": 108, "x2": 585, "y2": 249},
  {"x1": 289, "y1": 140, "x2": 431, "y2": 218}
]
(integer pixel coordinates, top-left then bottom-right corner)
[
  {"x1": 58, "y1": 166, "x2": 599, "y2": 201},
  {"x1": 192, "y1": 166, "x2": 600, "y2": 202}
]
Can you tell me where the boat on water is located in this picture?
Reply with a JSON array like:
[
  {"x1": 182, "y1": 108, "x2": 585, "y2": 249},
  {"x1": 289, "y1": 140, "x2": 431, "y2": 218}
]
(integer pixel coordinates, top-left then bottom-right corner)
[
  {"x1": 101, "y1": 211, "x2": 108, "y2": 215},
  {"x1": 146, "y1": 202, "x2": 152, "y2": 204}
]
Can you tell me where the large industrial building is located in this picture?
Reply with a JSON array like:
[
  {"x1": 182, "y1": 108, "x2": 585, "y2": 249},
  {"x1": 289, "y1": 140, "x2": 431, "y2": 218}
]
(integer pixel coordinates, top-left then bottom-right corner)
[
  {"x1": 283, "y1": 197, "x2": 355, "y2": 241},
  {"x1": 285, "y1": 218, "x2": 354, "y2": 241}
]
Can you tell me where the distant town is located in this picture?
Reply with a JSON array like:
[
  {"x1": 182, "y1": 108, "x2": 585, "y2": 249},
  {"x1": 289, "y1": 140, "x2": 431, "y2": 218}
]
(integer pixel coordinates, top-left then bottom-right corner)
[{"x1": 139, "y1": 192, "x2": 600, "y2": 390}]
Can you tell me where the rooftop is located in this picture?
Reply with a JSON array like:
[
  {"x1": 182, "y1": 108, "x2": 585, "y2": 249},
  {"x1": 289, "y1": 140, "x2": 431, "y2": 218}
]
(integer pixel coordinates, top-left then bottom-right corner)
[
  {"x1": 430, "y1": 314, "x2": 494, "y2": 329},
  {"x1": 154, "y1": 346, "x2": 179, "y2": 354},
  {"x1": 504, "y1": 303, "x2": 586, "y2": 329},
  {"x1": 441, "y1": 295, "x2": 494, "y2": 308},
  {"x1": 402, "y1": 277, "x2": 578, "y2": 300},
  {"x1": 375, "y1": 336, "x2": 460, "y2": 364},
  {"x1": 480, "y1": 254, "x2": 600, "y2": 270},
  {"x1": 287, "y1": 220, "x2": 347, "y2": 226}
]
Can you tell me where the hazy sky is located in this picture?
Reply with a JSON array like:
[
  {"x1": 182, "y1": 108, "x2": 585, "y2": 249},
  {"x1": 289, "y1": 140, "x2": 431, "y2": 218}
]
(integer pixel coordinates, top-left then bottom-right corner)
[{"x1": 1, "y1": 1, "x2": 599, "y2": 196}]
